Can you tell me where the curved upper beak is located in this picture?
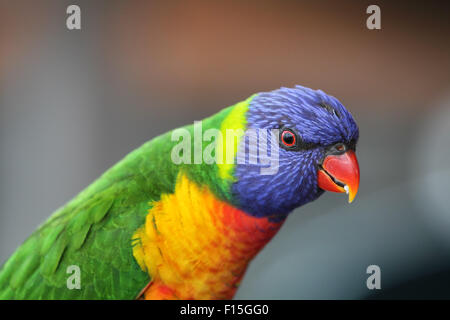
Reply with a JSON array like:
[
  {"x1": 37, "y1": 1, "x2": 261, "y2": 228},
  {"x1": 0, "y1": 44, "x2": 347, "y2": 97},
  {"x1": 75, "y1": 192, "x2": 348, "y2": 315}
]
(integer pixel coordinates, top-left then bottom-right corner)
[{"x1": 317, "y1": 150, "x2": 360, "y2": 203}]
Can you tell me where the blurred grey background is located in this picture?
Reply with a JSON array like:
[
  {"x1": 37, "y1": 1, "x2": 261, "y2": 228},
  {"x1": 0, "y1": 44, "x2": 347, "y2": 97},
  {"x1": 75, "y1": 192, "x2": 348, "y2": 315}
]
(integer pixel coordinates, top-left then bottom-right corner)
[{"x1": 1, "y1": 0, "x2": 450, "y2": 299}]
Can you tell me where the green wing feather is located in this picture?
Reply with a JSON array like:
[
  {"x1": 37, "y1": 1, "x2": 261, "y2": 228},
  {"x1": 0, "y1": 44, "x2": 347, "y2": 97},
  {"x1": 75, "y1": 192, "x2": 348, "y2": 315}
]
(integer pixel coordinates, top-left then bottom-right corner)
[
  {"x1": 0, "y1": 143, "x2": 155, "y2": 299},
  {"x1": 0, "y1": 103, "x2": 237, "y2": 299}
]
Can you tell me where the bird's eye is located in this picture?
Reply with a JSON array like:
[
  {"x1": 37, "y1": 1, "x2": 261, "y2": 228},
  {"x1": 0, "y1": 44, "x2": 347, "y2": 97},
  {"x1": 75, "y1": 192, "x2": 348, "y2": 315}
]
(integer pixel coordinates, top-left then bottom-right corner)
[
  {"x1": 331, "y1": 143, "x2": 347, "y2": 154},
  {"x1": 281, "y1": 129, "x2": 297, "y2": 148}
]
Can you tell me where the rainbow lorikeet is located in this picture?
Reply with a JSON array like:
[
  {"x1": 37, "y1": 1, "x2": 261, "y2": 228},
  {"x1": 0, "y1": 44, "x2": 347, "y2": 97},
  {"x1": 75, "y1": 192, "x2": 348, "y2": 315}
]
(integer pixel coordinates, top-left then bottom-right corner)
[{"x1": 0, "y1": 85, "x2": 359, "y2": 300}]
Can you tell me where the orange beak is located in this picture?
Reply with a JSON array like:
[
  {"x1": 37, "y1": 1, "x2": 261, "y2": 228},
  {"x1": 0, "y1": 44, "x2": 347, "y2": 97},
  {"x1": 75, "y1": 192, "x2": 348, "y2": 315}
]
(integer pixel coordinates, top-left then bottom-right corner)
[{"x1": 317, "y1": 150, "x2": 360, "y2": 203}]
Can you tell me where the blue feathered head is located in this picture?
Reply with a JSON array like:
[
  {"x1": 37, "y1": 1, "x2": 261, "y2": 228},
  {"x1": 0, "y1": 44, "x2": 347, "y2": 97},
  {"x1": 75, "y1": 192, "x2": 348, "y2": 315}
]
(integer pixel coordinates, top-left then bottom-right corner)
[{"x1": 232, "y1": 85, "x2": 360, "y2": 220}]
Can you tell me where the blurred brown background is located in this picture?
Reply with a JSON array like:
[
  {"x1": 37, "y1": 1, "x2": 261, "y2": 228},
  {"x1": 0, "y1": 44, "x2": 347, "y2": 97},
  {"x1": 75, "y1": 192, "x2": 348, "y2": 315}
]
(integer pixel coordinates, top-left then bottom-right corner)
[{"x1": 1, "y1": 0, "x2": 450, "y2": 299}]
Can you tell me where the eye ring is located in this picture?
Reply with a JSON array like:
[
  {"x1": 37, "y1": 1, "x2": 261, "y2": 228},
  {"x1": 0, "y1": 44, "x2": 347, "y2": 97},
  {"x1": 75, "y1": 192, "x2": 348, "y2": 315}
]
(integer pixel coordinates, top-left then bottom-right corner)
[
  {"x1": 278, "y1": 126, "x2": 317, "y2": 151},
  {"x1": 280, "y1": 129, "x2": 297, "y2": 148}
]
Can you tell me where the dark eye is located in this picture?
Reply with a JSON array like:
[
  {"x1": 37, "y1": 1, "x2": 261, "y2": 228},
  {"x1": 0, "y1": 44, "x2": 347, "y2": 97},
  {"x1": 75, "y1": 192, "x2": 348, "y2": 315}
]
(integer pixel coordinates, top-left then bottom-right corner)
[
  {"x1": 331, "y1": 143, "x2": 347, "y2": 154},
  {"x1": 281, "y1": 129, "x2": 297, "y2": 147}
]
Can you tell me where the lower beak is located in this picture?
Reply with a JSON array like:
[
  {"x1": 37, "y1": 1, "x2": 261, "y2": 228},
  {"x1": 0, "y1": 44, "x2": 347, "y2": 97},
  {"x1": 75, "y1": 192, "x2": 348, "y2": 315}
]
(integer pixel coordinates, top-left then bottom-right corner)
[{"x1": 317, "y1": 150, "x2": 360, "y2": 203}]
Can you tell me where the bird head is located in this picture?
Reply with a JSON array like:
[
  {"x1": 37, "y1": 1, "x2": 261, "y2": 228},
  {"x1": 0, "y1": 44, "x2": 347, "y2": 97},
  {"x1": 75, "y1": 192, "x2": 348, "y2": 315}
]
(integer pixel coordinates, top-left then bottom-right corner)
[{"x1": 231, "y1": 85, "x2": 360, "y2": 220}]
